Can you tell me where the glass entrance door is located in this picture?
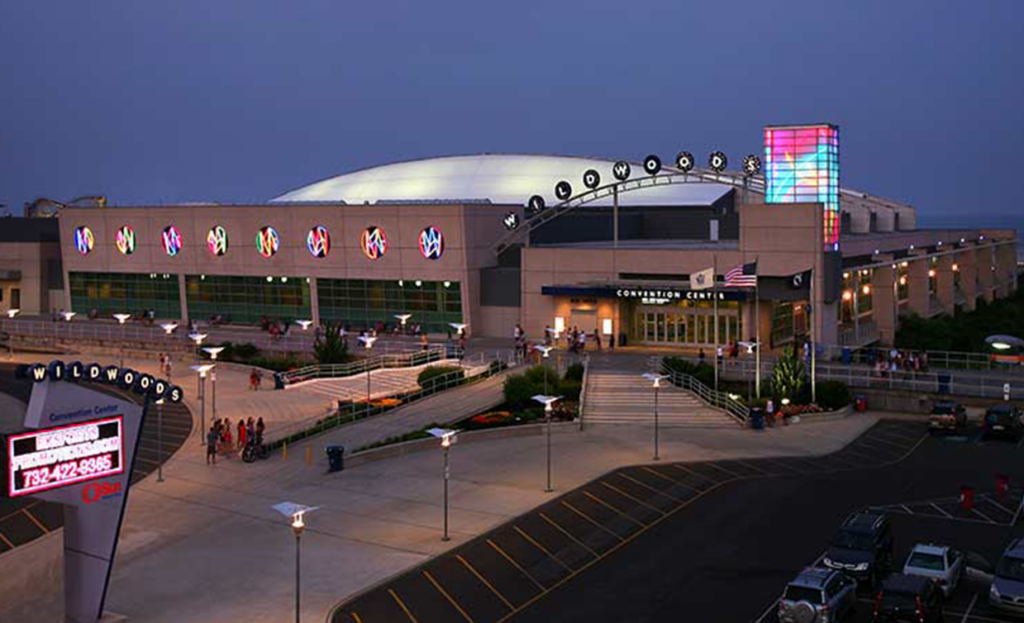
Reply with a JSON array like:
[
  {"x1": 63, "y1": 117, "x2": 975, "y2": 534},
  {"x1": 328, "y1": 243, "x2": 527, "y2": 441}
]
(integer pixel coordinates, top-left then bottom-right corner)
[{"x1": 637, "y1": 305, "x2": 740, "y2": 347}]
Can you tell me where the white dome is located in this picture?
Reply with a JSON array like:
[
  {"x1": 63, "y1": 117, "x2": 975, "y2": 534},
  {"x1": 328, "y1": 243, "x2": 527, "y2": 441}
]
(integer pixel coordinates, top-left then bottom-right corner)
[{"x1": 271, "y1": 154, "x2": 734, "y2": 207}]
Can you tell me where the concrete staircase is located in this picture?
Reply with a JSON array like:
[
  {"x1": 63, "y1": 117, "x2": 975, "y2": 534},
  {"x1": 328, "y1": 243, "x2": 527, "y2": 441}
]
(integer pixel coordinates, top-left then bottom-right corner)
[{"x1": 583, "y1": 369, "x2": 740, "y2": 428}]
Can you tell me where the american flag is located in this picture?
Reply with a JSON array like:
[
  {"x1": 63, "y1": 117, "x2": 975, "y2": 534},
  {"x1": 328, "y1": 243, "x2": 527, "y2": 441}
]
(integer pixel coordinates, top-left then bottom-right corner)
[{"x1": 724, "y1": 261, "x2": 758, "y2": 288}]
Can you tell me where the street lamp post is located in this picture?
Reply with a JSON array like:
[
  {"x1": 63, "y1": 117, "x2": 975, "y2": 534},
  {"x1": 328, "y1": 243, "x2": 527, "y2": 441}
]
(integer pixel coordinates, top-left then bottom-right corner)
[
  {"x1": 190, "y1": 364, "x2": 215, "y2": 444},
  {"x1": 5, "y1": 308, "x2": 19, "y2": 359},
  {"x1": 395, "y1": 314, "x2": 411, "y2": 336},
  {"x1": 358, "y1": 336, "x2": 377, "y2": 405},
  {"x1": 203, "y1": 347, "x2": 225, "y2": 423},
  {"x1": 642, "y1": 373, "x2": 669, "y2": 461},
  {"x1": 428, "y1": 428, "x2": 458, "y2": 541},
  {"x1": 155, "y1": 397, "x2": 166, "y2": 482},
  {"x1": 271, "y1": 503, "x2": 318, "y2": 623},
  {"x1": 532, "y1": 395, "x2": 562, "y2": 493},
  {"x1": 113, "y1": 313, "x2": 132, "y2": 367},
  {"x1": 533, "y1": 345, "x2": 554, "y2": 395},
  {"x1": 61, "y1": 311, "x2": 76, "y2": 343},
  {"x1": 189, "y1": 332, "x2": 207, "y2": 394}
]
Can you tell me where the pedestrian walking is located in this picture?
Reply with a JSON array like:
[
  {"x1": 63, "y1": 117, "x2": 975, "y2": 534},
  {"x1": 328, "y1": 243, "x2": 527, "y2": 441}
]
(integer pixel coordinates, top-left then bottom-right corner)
[
  {"x1": 237, "y1": 419, "x2": 247, "y2": 452},
  {"x1": 158, "y1": 353, "x2": 166, "y2": 375},
  {"x1": 594, "y1": 329, "x2": 601, "y2": 351},
  {"x1": 255, "y1": 417, "x2": 265, "y2": 445},
  {"x1": 164, "y1": 356, "x2": 173, "y2": 379},
  {"x1": 221, "y1": 418, "x2": 233, "y2": 458},
  {"x1": 420, "y1": 333, "x2": 429, "y2": 351}
]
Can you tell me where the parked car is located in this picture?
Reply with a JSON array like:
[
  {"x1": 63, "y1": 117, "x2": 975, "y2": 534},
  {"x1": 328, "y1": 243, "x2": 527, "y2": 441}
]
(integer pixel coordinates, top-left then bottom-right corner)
[
  {"x1": 928, "y1": 401, "x2": 968, "y2": 433},
  {"x1": 873, "y1": 574, "x2": 944, "y2": 622},
  {"x1": 778, "y1": 567, "x2": 858, "y2": 623},
  {"x1": 822, "y1": 512, "x2": 894, "y2": 588},
  {"x1": 902, "y1": 543, "x2": 964, "y2": 597},
  {"x1": 983, "y1": 404, "x2": 1023, "y2": 440},
  {"x1": 990, "y1": 537, "x2": 1024, "y2": 616}
]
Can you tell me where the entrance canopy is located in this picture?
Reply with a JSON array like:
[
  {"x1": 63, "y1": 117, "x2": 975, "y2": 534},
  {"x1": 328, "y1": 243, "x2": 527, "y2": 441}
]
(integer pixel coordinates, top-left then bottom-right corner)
[{"x1": 541, "y1": 283, "x2": 749, "y2": 302}]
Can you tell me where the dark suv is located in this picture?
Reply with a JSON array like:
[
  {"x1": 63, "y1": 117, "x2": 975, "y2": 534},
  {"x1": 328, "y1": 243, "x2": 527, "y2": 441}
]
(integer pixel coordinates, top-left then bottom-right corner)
[
  {"x1": 983, "y1": 404, "x2": 1023, "y2": 441},
  {"x1": 823, "y1": 512, "x2": 894, "y2": 588},
  {"x1": 873, "y1": 574, "x2": 944, "y2": 622}
]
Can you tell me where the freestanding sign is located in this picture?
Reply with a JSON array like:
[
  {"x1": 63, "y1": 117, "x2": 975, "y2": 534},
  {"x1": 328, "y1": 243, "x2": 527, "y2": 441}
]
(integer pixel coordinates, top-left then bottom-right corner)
[{"x1": 9, "y1": 361, "x2": 182, "y2": 623}]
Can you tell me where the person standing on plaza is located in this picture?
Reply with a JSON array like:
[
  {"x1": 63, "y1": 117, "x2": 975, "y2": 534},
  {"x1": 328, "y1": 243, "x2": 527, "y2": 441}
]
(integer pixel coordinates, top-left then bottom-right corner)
[
  {"x1": 544, "y1": 325, "x2": 552, "y2": 346},
  {"x1": 158, "y1": 353, "x2": 166, "y2": 376},
  {"x1": 221, "y1": 418, "x2": 233, "y2": 458},
  {"x1": 420, "y1": 332, "x2": 429, "y2": 351},
  {"x1": 593, "y1": 328, "x2": 601, "y2": 351},
  {"x1": 206, "y1": 426, "x2": 218, "y2": 465},
  {"x1": 255, "y1": 417, "x2": 265, "y2": 446},
  {"x1": 237, "y1": 418, "x2": 247, "y2": 452}
]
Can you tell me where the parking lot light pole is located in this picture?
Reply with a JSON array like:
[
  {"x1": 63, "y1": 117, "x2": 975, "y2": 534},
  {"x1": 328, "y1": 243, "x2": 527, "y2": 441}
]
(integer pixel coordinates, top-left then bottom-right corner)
[
  {"x1": 113, "y1": 313, "x2": 132, "y2": 367},
  {"x1": 532, "y1": 395, "x2": 562, "y2": 493},
  {"x1": 155, "y1": 397, "x2": 166, "y2": 482},
  {"x1": 291, "y1": 511, "x2": 305, "y2": 623},
  {"x1": 642, "y1": 373, "x2": 669, "y2": 461},
  {"x1": 61, "y1": 311, "x2": 76, "y2": 342},
  {"x1": 5, "y1": 308, "x2": 19, "y2": 359},
  {"x1": 189, "y1": 332, "x2": 207, "y2": 393},
  {"x1": 428, "y1": 428, "x2": 458, "y2": 541}
]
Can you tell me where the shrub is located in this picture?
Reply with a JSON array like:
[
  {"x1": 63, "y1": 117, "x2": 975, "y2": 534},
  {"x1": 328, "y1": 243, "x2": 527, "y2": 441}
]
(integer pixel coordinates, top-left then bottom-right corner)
[
  {"x1": 559, "y1": 380, "x2": 582, "y2": 401},
  {"x1": 563, "y1": 363, "x2": 584, "y2": 382},
  {"x1": 313, "y1": 325, "x2": 351, "y2": 365},
  {"x1": 232, "y1": 342, "x2": 259, "y2": 360},
  {"x1": 417, "y1": 365, "x2": 464, "y2": 391},
  {"x1": 524, "y1": 365, "x2": 560, "y2": 393},
  {"x1": 769, "y1": 347, "x2": 806, "y2": 402},
  {"x1": 662, "y1": 357, "x2": 715, "y2": 387},
  {"x1": 502, "y1": 373, "x2": 536, "y2": 409},
  {"x1": 815, "y1": 380, "x2": 851, "y2": 411}
]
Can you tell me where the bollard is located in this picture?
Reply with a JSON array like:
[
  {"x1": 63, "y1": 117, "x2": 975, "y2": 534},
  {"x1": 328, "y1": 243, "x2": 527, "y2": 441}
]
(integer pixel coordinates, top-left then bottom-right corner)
[
  {"x1": 997, "y1": 475, "x2": 1010, "y2": 500},
  {"x1": 305, "y1": 446, "x2": 313, "y2": 466},
  {"x1": 282, "y1": 441, "x2": 288, "y2": 461},
  {"x1": 960, "y1": 485, "x2": 974, "y2": 511}
]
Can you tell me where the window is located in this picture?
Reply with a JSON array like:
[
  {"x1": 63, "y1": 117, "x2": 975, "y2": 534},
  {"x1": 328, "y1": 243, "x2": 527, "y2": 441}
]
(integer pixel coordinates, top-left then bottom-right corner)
[
  {"x1": 185, "y1": 275, "x2": 310, "y2": 324},
  {"x1": 771, "y1": 302, "x2": 795, "y2": 347},
  {"x1": 317, "y1": 278, "x2": 462, "y2": 334},
  {"x1": 783, "y1": 586, "x2": 822, "y2": 604},
  {"x1": 907, "y1": 552, "x2": 945, "y2": 571},
  {"x1": 70, "y1": 272, "x2": 181, "y2": 318}
]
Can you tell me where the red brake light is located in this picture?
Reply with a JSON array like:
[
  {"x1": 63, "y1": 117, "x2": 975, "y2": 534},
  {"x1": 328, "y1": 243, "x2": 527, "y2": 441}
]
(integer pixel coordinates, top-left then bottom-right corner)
[
  {"x1": 916, "y1": 596, "x2": 925, "y2": 623},
  {"x1": 873, "y1": 591, "x2": 883, "y2": 616}
]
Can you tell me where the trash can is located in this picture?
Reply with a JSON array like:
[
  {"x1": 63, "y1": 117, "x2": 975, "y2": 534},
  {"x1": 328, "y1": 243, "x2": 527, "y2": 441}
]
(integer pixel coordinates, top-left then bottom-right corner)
[
  {"x1": 854, "y1": 394, "x2": 867, "y2": 412},
  {"x1": 326, "y1": 445, "x2": 345, "y2": 472},
  {"x1": 841, "y1": 347, "x2": 852, "y2": 365},
  {"x1": 274, "y1": 372, "x2": 285, "y2": 390},
  {"x1": 618, "y1": 332, "x2": 627, "y2": 347},
  {"x1": 937, "y1": 373, "x2": 951, "y2": 395},
  {"x1": 749, "y1": 407, "x2": 766, "y2": 431}
]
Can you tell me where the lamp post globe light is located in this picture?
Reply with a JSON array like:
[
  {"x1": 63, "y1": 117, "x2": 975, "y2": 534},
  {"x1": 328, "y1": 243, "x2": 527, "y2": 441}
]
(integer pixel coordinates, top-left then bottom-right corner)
[
  {"x1": 160, "y1": 323, "x2": 178, "y2": 380},
  {"x1": 533, "y1": 345, "x2": 554, "y2": 395},
  {"x1": 395, "y1": 313, "x2": 412, "y2": 335},
  {"x1": 190, "y1": 363, "x2": 215, "y2": 444},
  {"x1": 113, "y1": 313, "x2": 132, "y2": 367},
  {"x1": 532, "y1": 395, "x2": 562, "y2": 493},
  {"x1": 428, "y1": 428, "x2": 458, "y2": 541},
  {"x1": 61, "y1": 311, "x2": 76, "y2": 322},
  {"x1": 295, "y1": 319, "x2": 313, "y2": 331},
  {"x1": 642, "y1": 373, "x2": 669, "y2": 460}
]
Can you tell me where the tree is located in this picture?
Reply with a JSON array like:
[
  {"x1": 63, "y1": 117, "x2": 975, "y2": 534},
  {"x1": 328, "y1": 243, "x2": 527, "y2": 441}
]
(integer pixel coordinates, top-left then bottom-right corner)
[
  {"x1": 313, "y1": 325, "x2": 350, "y2": 364},
  {"x1": 769, "y1": 346, "x2": 805, "y2": 401}
]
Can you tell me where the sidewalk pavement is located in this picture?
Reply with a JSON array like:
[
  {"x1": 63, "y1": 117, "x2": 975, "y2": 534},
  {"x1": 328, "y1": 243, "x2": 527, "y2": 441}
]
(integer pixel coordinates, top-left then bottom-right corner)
[{"x1": 8, "y1": 346, "x2": 889, "y2": 623}]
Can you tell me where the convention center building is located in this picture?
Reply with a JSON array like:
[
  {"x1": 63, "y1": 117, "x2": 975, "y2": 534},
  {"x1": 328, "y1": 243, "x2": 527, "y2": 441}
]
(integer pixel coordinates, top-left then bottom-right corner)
[{"x1": 40, "y1": 123, "x2": 1018, "y2": 352}]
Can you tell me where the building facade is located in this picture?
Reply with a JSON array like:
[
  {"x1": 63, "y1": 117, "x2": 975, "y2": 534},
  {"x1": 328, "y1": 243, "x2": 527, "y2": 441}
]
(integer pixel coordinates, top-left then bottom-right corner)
[
  {"x1": 49, "y1": 126, "x2": 1019, "y2": 350},
  {"x1": 0, "y1": 218, "x2": 63, "y2": 317}
]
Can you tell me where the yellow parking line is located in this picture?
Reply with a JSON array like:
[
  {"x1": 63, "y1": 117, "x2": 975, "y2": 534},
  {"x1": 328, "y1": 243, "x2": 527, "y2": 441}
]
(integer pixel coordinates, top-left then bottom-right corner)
[
  {"x1": 21, "y1": 508, "x2": 48, "y2": 534},
  {"x1": 352, "y1": 612, "x2": 365, "y2": 623},
  {"x1": 423, "y1": 570, "x2": 476, "y2": 623},
  {"x1": 599, "y1": 481, "x2": 666, "y2": 515},
  {"x1": 640, "y1": 466, "x2": 698, "y2": 490},
  {"x1": 860, "y1": 434, "x2": 908, "y2": 449},
  {"x1": 669, "y1": 463, "x2": 728, "y2": 485},
  {"x1": 617, "y1": 472, "x2": 685, "y2": 503},
  {"x1": 731, "y1": 459, "x2": 771, "y2": 475},
  {"x1": 487, "y1": 539, "x2": 546, "y2": 591},
  {"x1": 0, "y1": 528, "x2": 13, "y2": 549},
  {"x1": 539, "y1": 512, "x2": 598, "y2": 557},
  {"x1": 456, "y1": 554, "x2": 515, "y2": 611},
  {"x1": 389, "y1": 588, "x2": 420, "y2": 623},
  {"x1": 700, "y1": 462, "x2": 743, "y2": 479},
  {"x1": 582, "y1": 491, "x2": 647, "y2": 527},
  {"x1": 513, "y1": 525, "x2": 572, "y2": 571},
  {"x1": 560, "y1": 501, "x2": 624, "y2": 542}
]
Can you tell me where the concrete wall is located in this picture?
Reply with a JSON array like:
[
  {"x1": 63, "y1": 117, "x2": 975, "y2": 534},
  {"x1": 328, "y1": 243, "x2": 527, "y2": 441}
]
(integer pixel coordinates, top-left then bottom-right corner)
[
  {"x1": 0, "y1": 241, "x2": 61, "y2": 316},
  {"x1": 0, "y1": 529, "x2": 64, "y2": 623}
]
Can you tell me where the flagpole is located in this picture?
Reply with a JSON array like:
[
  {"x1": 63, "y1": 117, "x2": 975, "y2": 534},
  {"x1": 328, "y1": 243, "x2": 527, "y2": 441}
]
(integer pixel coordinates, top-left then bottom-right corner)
[
  {"x1": 811, "y1": 266, "x2": 819, "y2": 403},
  {"x1": 755, "y1": 258, "x2": 761, "y2": 400},
  {"x1": 713, "y1": 255, "x2": 719, "y2": 392}
]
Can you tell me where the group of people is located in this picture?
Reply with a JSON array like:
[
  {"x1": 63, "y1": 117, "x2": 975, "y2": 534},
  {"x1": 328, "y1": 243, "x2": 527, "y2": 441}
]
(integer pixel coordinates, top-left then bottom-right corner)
[
  {"x1": 866, "y1": 347, "x2": 930, "y2": 376},
  {"x1": 248, "y1": 368, "x2": 265, "y2": 391},
  {"x1": 205, "y1": 416, "x2": 265, "y2": 465}
]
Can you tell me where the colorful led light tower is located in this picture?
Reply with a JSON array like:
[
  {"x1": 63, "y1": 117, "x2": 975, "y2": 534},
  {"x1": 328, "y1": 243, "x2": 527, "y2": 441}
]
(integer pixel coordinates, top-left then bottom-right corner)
[{"x1": 764, "y1": 123, "x2": 840, "y2": 250}]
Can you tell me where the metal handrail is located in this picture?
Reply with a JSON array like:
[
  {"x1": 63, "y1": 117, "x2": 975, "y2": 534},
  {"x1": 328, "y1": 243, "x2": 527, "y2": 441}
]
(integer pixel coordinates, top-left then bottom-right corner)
[
  {"x1": 658, "y1": 358, "x2": 750, "y2": 424},
  {"x1": 278, "y1": 345, "x2": 454, "y2": 385},
  {"x1": 577, "y1": 354, "x2": 590, "y2": 431}
]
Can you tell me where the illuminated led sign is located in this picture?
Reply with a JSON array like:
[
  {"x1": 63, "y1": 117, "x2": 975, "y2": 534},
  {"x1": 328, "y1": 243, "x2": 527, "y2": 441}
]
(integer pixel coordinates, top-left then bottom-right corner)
[
  {"x1": 419, "y1": 226, "x2": 444, "y2": 260},
  {"x1": 306, "y1": 225, "x2": 330, "y2": 258},
  {"x1": 162, "y1": 225, "x2": 183, "y2": 256},
  {"x1": 207, "y1": 225, "x2": 229, "y2": 256},
  {"x1": 8, "y1": 417, "x2": 124, "y2": 498},
  {"x1": 361, "y1": 226, "x2": 387, "y2": 260},
  {"x1": 765, "y1": 123, "x2": 840, "y2": 250},
  {"x1": 74, "y1": 226, "x2": 94, "y2": 256},
  {"x1": 256, "y1": 226, "x2": 280, "y2": 258},
  {"x1": 115, "y1": 225, "x2": 135, "y2": 255}
]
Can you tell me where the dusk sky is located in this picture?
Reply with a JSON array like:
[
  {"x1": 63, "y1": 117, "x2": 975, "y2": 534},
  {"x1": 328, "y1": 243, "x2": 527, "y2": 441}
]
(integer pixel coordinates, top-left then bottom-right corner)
[{"x1": 2, "y1": 1, "x2": 1022, "y2": 226}]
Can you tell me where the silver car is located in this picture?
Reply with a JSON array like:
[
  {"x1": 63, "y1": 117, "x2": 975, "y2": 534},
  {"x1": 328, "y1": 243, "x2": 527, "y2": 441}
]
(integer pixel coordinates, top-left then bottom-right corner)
[
  {"x1": 778, "y1": 567, "x2": 857, "y2": 623},
  {"x1": 902, "y1": 543, "x2": 964, "y2": 597},
  {"x1": 991, "y1": 538, "x2": 1024, "y2": 615}
]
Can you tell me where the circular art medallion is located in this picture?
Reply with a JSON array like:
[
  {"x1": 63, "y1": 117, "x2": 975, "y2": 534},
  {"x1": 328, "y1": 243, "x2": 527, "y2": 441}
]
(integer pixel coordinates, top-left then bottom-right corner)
[
  {"x1": 74, "y1": 226, "x2": 95, "y2": 255},
  {"x1": 115, "y1": 225, "x2": 136, "y2": 255},
  {"x1": 306, "y1": 225, "x2": 330, "y2": 258},
  {"x1": 162, "y1": 225, "x2": 183, "y2": 256},
  {"x1": 207, "y1": 225, "x2": 229, "y2": 256},
  {"x1": 256, "y1": 226, "x2": 280, "y2": 258},
  {"x1": 418, "y1": 225, "x2": 444, "y2": 260},
  {"x1": 361, "y1": 226, "x2": 387, "y2": 260}
]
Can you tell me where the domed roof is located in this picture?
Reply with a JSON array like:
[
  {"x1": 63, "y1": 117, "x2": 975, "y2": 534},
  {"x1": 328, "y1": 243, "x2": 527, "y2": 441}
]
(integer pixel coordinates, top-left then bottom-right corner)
[{"x1": 271, "y1": 154, "x2": 734, "y2": 207}]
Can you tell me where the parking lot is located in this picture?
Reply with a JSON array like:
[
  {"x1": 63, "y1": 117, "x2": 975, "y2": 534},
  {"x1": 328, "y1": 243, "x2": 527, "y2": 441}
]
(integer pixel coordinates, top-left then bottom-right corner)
[{"x1": 331, "y1": 420, "x2": 939, "y2": 623}]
